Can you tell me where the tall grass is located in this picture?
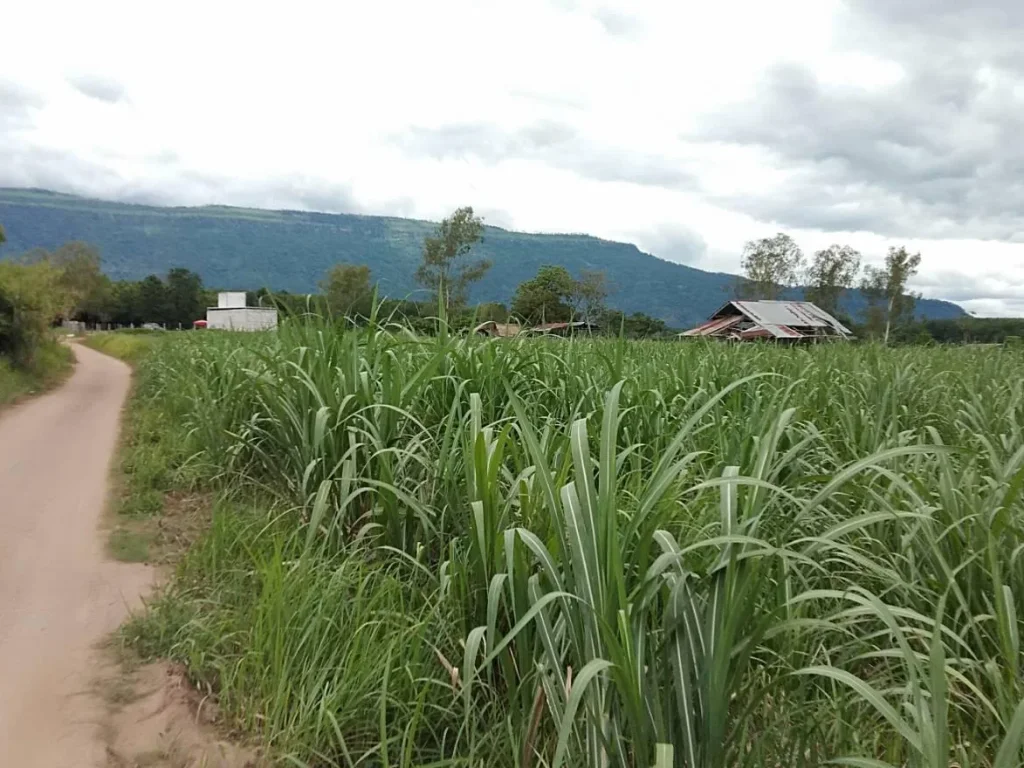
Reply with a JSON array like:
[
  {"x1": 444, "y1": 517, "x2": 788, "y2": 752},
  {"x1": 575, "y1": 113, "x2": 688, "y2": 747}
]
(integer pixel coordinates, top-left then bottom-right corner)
[{"x1": 122, "y1": 319, "x2": 1024, "y2": 767}]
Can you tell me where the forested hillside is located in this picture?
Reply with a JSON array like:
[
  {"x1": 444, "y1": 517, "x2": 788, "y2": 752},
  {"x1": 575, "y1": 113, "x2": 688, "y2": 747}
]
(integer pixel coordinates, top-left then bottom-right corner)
[{"x1": 0, "y1": 188, "x2": 966, "y2": 327}]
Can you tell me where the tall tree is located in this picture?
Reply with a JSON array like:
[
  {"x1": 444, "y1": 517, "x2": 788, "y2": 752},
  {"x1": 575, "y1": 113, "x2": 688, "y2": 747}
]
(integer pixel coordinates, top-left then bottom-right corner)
[
  {"x1": 860, "y1": 246, "x2": 922, "y2": 344},
  {"x1": 39, "y1": 241, "x2": 107, "y2": 320},
  {"x1": 320, "y1": 264, "x2": 373, "y2": 319},
  {"x1": 0, "y1": 260, "x2": 66, "y2": 364},
  {"x1": 137, "y1": 275, "x2": 169, "y2": 325},
  {"x1": 165, "y1": 268, "x2": 205, "y2": 327},
  {"x1": 805, "y1": 245, "x2": 861, "y2": 315},
  {"x1": 415, "y1": 207, "x2": 488, "y2": 312},
  {"x1": 571, "y1": 269, "x2": 608, "y2": 323},
  {"x1": 511, "y1": 265, "x2": 576, "y2": 323},
  {"x1": 0, "y1": 223, "x2": 6, "y2": 248},
  {"x1": 110, "y1": 280, "x2": 144, "y2": 325},
  {"x1": 740, "y1": 233, "x2": 804, "y2": 300}
]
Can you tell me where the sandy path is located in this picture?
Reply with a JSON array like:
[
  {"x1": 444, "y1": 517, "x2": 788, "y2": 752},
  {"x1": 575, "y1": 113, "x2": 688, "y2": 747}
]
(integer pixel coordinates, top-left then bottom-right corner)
[{"x1": 0, "y1": 344, "x2": 152, "y2": 767}]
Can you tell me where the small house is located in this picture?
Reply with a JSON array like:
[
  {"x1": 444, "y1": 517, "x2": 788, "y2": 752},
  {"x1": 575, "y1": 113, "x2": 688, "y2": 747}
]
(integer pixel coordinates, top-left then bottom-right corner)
[
  {"x1": 474, "y1": 321, "x2": 522, "y2": 338},
  {"x1": 681, "y1": 300, "x2": 852, "y2": 342},
  {"x1": 528, "y1": 321, "x2": 600, "y2": 337},
  {"x1": 206, "y1": 292, "x2": 278, "y2": 332}
]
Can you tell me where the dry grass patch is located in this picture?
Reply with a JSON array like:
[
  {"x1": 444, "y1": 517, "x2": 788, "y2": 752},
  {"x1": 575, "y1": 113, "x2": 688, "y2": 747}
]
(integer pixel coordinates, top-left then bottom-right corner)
[{"x1": 108, "y1": 492, "x2": 214, "y2": 566}]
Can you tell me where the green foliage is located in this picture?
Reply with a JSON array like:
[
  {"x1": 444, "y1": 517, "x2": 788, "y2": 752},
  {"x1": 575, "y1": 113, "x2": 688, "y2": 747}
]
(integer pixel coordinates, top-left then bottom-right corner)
[
  {"x1": 805, "y1": 244, "x2": 861, "y2": 315},
  {"x1": 83, "y1": 331, "x2": 159, "y2": 364},
  {"x1": 165, "y1": 267, "x2": 205, "y2": 327},
  {"x1": 476, "y1": 301, "x2": 509, "y2": 322},
  {"x1": 876, "y1": 317, "x2": 1024, "y2": 346},
  {"x1": 104, "y1": 269, "x2": 206, "y2": 327},
  {"x1": 597, "y1": 309, "x2": 668, "y2": 337},
  {"x1": 511, "y1": 264, "x2": 577, "y2": 323},
  {"x1": 46, "y1": 241, "x2": 110, "y2": 320},
  {"x1": 573, "y1": 268, "x2": 608, "y2": 322},
  {"x1": 740, "y1": 232, "x2": 804, "y2": 299},
  {"x1": 0, "y1": 259, "x2": 67, "y2": 365},
  {"x1": 415, "y1": 206, "x2": 488, "y2": 311},
  {"x1": 112, "y1": 321, "x2": 1024, "y2": 767},
  {"x1": 320, "y1": 263, "x2": 373, "y2": 319},
  {"x1": 0, "y1": 338, "x2": 72, "y2": 405},
  {"x1": 0, "y1": 189, "x2": 966, "y2": 327},
  {"x1": 861, "y1": 246, "x2": 922, "y2": 343},
  {"x1": 511, "y1": 265, "x2": 610, "y2": 325}
]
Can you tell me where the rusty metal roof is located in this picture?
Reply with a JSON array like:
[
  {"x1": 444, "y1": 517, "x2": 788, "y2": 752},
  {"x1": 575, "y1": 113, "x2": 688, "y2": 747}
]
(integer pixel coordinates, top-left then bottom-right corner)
[
  {"x1": 474, "y1": 321, "x2": 522, "y2": 337},
  {"x1": 681, "y1": 316, "x2": 743, "y2": 336},
  {"x1": 739, "y1": 323, "x2": 803, "y2": 339}
]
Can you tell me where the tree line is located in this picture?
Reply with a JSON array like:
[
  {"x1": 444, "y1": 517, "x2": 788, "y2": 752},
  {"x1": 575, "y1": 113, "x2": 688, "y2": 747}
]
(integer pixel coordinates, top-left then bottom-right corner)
[
  {"x1": 738, "y1": 232, "x2": 923, "y2": 343},
  {"x1": 318, "y1": 206, "x2": 668, "y2": 336},
  {"x1": 5, "y1": 212, "x2": 1018, "y2": 347},
  {"x1": 26, "y1": 242, "x2": 210, "y2": 328}
]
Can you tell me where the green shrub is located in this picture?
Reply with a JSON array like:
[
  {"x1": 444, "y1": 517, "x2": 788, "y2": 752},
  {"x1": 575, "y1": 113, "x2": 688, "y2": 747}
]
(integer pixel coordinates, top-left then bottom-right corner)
[
  {"x1": 0, "y1": 260, "x2": 66, "y2": 366},
  {"x1": 0, "y1": 338, "x2": 73, "y2": 405}
]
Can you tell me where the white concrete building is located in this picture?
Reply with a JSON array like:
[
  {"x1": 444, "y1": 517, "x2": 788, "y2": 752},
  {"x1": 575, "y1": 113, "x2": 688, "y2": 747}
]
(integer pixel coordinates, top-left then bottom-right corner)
[{"x1": 206, "y1": 291, "x2": 278, "y2": 331}]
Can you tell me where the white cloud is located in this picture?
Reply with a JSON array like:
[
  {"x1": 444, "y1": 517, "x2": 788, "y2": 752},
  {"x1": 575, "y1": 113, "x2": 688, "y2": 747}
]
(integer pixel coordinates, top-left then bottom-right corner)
[{"x1": 0, "y1": 0, "x2": 1022, "y2": 315}]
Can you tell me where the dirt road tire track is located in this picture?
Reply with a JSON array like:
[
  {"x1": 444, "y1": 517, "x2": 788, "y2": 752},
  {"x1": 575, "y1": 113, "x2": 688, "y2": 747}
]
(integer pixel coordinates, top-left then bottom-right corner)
[{"x1": 0, "y1": 343, "x2": 152, "y2": 767}]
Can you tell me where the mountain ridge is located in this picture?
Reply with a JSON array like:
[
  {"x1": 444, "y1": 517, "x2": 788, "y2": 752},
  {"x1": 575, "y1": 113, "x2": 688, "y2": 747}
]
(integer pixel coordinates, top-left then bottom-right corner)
[{"x1": 0, "y1": 187, "x2": 967, "y2": 327}]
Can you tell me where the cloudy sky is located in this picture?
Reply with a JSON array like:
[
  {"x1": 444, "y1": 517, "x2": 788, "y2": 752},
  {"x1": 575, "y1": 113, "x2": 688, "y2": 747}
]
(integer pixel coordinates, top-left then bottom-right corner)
[{"x1": 3, "y1": 0, "x2": 1023, "y2": 315}]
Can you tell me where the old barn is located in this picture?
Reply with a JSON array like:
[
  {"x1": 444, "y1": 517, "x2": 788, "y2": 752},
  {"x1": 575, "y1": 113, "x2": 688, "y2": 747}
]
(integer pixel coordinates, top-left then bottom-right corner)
[{"x1": 682, "y1": 300, "x2": 852, "y2": 342}]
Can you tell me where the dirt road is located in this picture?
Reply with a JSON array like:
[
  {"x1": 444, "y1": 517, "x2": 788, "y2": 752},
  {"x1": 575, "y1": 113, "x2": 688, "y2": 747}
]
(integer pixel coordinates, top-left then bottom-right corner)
[{"x1": 0, "y1": 344, "x2": 152, "y2": 767}]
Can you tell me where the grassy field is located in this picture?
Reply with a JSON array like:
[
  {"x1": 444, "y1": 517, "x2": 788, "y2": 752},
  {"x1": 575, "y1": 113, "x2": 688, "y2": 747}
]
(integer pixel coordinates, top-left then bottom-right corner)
[
  {"x1": 0, "y1": 338, "x2": 73, "y2": 407},
  {"x1": 106, "y1": 321, "x2": 1024, "y2": 767}
]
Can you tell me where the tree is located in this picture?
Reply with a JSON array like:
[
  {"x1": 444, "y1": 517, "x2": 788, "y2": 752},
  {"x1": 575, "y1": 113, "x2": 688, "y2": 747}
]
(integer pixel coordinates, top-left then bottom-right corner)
[
  {"x1": 598, "y1": 309, "x2": 667, "y2": 338},
  {"x1": 76, "y1": 274, "x2": 113, "y2": 323},
  {"x1": 860, "y1": 246, "x2": 922, "y2": 344},
  {"x1": 110, "y1": 281, "x2": 144, "y2": 325},
  {"x1": 415, "y1": 207, "x2": 488, "y2": 312},
  {"x1": 320, "y1": 264, "x2": 373, "y2": 319},
  {"x1": 804, "y1": 245, "x2": 861, "y2": 315},
  {"x1": 475, "y1": 302, "x2": 509, "y2": 322},
  {"x1": 137, "y1": 275, "x2": 169, "y2": 325},
  {"x1": 571, "y1": 269, "x2": 608, "y2": 323},
  {"x1": 740, "y1": 233, "x2": 804, "y2": 300},
  {"x1": 0, "y1": 260, "x2": 66, "y2": 365},
  {"x1": 511, "y1": 265, "x2": 576, "y2": 323},
  {"x1": 0, "y1": 223, "x2": 6, "y2": 248},
  {"x1": 165, "y1": 268, "x2": 205, "y2": 327},
  {"x1": 32, "y1": 241, "x2": 108, "y2": 321}
]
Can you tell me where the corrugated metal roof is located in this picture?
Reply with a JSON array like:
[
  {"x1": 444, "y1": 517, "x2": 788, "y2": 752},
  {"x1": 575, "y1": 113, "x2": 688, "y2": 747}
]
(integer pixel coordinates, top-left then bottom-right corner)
[
  {"x1": 681, "y1": 316, "x2": 743, "y2": 336},
  {"x1": 739, "y1": 323, "x2": 802, "y2": 339},
  {"x1": 474, "y1": 322, "x2": 522, "y2": 337},
  {"x1": 727, "y1": 301, "x2": 852, "y2": 335},
  {"x1": 532, "y1": 321, "x2": 597, "y2": 331}
]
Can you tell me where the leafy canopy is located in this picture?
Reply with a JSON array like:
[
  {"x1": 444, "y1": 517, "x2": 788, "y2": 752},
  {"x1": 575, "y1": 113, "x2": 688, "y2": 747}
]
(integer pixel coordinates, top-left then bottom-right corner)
[
  {"x1": 0, "y1": 260, "x2": 66, "y2": 365},
  {"x1": 805, "y1": 245, "x2": 861, "y2": 315},
  {"x1": 415, "y1": 207, "x2": 488, "y2": 311},
  {"x1": 320, "y1": 263, "x2": 373, "y2": 319},
  {"x1": 740, "y1": 233, "x2": 804, "y2": 300},
  {"x1": 861, "y1": 246, "x2": 922, "y2": 343},
  {"x1": 511, "y1": 265, "x2": 577, "y2": 323}
]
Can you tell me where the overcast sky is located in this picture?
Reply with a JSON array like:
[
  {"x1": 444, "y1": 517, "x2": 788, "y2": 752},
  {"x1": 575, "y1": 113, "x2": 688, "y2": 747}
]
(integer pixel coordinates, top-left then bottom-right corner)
[{"x1": 3, "y1": 0, "x2": 1023, "y2": 315}]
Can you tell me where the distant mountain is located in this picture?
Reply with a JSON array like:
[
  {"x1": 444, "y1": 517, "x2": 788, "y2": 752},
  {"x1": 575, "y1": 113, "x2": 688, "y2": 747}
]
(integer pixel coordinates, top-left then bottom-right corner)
[{"x1": 0, "y1": 188, "x2": 966, "y2": 327}]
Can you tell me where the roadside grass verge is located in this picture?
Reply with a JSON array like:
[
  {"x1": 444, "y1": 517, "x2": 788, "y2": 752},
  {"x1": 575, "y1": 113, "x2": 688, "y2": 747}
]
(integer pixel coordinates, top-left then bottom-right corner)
[
  {"x1": 86, "y1": 331, "x2": 202, "y2": 564},
  {"x1": 0, "y1": 337, "x2": 73, "y2": 407},
  {"x1": 83, "y1": 330, "x2": 161, "y2": 365}
]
